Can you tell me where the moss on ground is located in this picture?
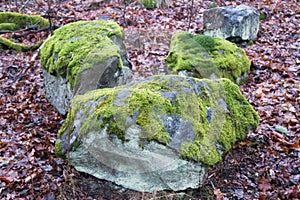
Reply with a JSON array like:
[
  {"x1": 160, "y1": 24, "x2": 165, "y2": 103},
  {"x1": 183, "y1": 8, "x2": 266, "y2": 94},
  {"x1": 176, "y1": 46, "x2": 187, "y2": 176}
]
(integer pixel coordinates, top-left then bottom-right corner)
[
  {"x1": 56, "y1": 75, "x2": 259, "y2": 166},
  {"x1": 165, "y1": 31, "x2": 251, "y2": 84},
  {"x1": 40, "y1": 20, "x2": 124, "y2": 89}
]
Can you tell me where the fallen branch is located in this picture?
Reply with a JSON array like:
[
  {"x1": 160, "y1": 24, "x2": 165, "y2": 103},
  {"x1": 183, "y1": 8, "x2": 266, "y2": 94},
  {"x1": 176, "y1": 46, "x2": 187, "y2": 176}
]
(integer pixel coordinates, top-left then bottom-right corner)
[
  {"x1": 0, "y1": 36, "x2": 44, "y2": 51},
  {"x1": 12, "y1": 25, "x2": 59, "y2": 39}
]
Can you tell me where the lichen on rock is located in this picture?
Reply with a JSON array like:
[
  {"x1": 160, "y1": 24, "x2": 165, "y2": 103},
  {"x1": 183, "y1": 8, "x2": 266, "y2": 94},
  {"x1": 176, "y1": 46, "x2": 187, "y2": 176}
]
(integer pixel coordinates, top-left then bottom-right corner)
[{"x1": 165, "y1": 31, "x2": 251, "y2": 84}]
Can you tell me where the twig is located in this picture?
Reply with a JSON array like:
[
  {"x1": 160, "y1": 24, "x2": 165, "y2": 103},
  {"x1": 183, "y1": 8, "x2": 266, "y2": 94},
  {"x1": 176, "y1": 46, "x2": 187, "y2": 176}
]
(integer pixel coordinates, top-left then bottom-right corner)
[
  {"x1": 210, "y1": 180, "x2": 216, "y2": 190},
  {"x1": 40, "y1": 15, "x2": 76, "y2": 20},
  {"x1": 65, "y1": 107, "x2": 77, "y2": 198},
  {"x1": 187, "y1": 0, "x2": 194, "y2": 32},
  {"x1": 19, "y1": 0, "x2": 31, "y2": 12},
  {"x1": 46, "y1": 0, "x2": 53, "y2": 33},
  {"x1": 0, "y1": 23, "x2": 43, "y2": 34},
  {"x1": 10, "y1": 25, "x2": 59, "y2": 39},
  {"x1": 0, "y1": 36, "x2": 44, "y2": 52},
  {"x1": 0, "y1": 155, "x2": 17, "y2": 168},
  {"x1": 122, "y1": 0, "x2": 133, "y2": 27}
]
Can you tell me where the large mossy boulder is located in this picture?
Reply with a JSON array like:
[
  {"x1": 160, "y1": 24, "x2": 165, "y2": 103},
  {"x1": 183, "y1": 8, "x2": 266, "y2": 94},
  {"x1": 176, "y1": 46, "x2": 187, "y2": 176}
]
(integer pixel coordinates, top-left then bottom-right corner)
[
  {"x1": 41, "y1": 20, "x2": 132, "y2": 115},
  {"x1": 165, "y1": 31, "x2": 251, "y2": 85},
  {"x1": 55, "y1": 75, "x2": 259, "y2": 192}
]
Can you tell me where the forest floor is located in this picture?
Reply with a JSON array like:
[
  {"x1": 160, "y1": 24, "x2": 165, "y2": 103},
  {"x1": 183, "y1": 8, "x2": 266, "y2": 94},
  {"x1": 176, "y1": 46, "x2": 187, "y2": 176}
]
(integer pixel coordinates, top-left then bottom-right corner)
[{"x1": 0, "y1": 0, "x2": 299, "y2": 199}]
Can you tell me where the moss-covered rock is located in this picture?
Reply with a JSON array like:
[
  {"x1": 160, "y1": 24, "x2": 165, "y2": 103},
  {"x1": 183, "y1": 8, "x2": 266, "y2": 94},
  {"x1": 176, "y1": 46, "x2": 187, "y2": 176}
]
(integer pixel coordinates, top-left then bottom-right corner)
[
  {"x1": 55, "y1": 75, "x2": 259, "y2": 191},
  {"x1": 57, "y1": 75, "x2": 259, "y2": 165},
  {"x1": 0, "y1": 12, "x2": 49, "y2": 31},
  {"x1": 165, "y1": 31, "x2": 251, "y2": 84},
  {"x1": 41, "y1": 20, "x2": 127, "y2": 89},
  {"x1": 41, "y1": 20, "x2": 132, "y2": 115}
]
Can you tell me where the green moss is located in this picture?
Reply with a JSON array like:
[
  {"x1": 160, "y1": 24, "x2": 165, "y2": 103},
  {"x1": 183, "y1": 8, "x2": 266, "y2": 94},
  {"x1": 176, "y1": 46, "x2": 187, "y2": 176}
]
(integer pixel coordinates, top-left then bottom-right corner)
[
  {"x1": 107, "y1": 121, "x2": 126, "y2": 140},
  {"x1": 259, "y1": 11, "x2": 267, "y2": 21},
  {"x1": 0, "y1": 23, "x2": 17, "y2": 30},
  {"x1": 0, "y1": 12, "x2": 49, "y2": 31},
  {"x1": 194, "y1": 35, "x2": 216, "y2": 52},
  {"x1": 58, "y1": 105, "x2": 75, "y2": 138},
  {"x1": 55, "y1": 141, "x2": 63, "y2": 157},
  {"x1": 147, "y1": 76, "x2": 257, "y2": 164},
  {"x1": 208, "y1": 2, "x2": 218, "y2": 8},
  {"x1": 73, "y1": 140, "x2": 80, "y2": 149},
  {"x1": 73, "y1": 38, "x2": 121, "y2": 88},
  {"x1": 247, "y1": 40, "x2": 254, "y2": 45},
  {"x1": 0, "y1": 12, "x2": 47, "y2": 52},
  {"x1": 179, "y1": 78, "x2": 259, "y2": 165},
  {"x1": 180, "y1": 140, "x2": 221, "y2": 165},
  {"x1": 211, "y1": 38, "x2": 250, "y2": 81},
  {"x1": 126, "y1": 88, "x2": 175, "y2": 144},
  {"x1": 148, "y1": 131, "x2": 172, "y2": 144},
  {"x1": 40, "y1": 20, "x2": 124, "y2": 89},
  {"x1": 138, "y1": 0, "x2": 156, "y2": 9},
  {"x1": 165, "y1": 32, "x2": 251, "y2": 84},
  {"x1": 0, "y1": 36, "x2": 43, "y2": 51}
]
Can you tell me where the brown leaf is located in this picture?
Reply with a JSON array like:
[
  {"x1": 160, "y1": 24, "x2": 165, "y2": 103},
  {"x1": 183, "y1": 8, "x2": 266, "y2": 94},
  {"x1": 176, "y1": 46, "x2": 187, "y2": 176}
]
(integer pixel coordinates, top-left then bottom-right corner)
[
  {"x1": 213, "y1": 189, "x2": 224, "y2": 200},
  {"x1": 258, "y1": 178, "x2": 271, "y2": 192}
]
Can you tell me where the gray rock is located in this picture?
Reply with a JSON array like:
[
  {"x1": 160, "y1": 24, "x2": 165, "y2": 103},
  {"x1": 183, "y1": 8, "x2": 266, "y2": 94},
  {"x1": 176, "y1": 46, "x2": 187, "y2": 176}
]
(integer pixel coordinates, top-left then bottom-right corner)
[
  {"x1": 204, "y1": 5, "x2": 260, "y2": 41},
  {"x1": 56, "y1": 75, "x2": 260, "y2": 192},
  {"x1": 42, "y1": 69, "x2": 73, "y2": 115},
  {"x1": 41, "y1": 20, "x2": 132, "y2": 115},
  {"x1": 69, "y1": 125, "x2": 206, "y2": 192}
]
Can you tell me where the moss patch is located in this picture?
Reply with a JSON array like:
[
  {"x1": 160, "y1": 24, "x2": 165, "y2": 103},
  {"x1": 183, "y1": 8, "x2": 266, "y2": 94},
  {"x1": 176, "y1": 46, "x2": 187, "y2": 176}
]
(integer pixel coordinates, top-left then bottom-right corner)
[
  {"x1": 57, "y1": 75, "x2": 259, "y2": 165},
  {"x1": 55, "y1": 141, "x2": 63, "y2": 157},
  {"x1": 40, "y1": 20, "x2": 124, "y2": 89},
  {"x1": 138, "y1": 0, "x2": 157, "y2": 9},
  {"x1": 179, "y1": 78, "x2": 259, "y2": 165},
  {"x1": 165, "y1": 31, "x2": 251, "y2": 84}
]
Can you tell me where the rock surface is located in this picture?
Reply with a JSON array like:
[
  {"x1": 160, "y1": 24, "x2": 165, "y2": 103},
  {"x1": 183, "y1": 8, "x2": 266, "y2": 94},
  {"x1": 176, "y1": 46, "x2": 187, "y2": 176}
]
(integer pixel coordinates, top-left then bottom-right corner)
[
  {"x1": 55, "y1": 75, "x2": 259, "y2": 192},
  {"x1": 165, "y1": 31, "x2": 251, "y2": 84},
  {"x1": 40, "y1": 20, "x2": 132, "y2": 115},
  {"x1": 204, "y1": 5, "x2": 260, "y2": 41}
]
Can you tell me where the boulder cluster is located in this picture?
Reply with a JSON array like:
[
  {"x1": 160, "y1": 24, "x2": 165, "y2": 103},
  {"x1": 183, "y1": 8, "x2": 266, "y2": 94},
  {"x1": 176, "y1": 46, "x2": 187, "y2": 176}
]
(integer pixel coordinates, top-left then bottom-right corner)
[{"x1": 41, "y1": 5, "x2": 260, "y2": 192}]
